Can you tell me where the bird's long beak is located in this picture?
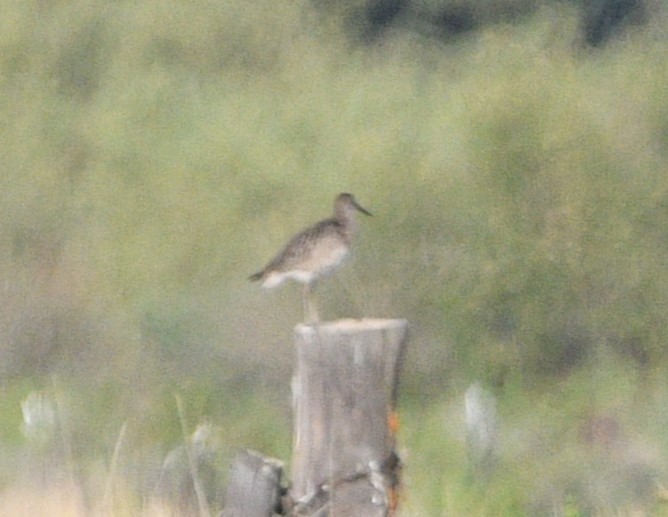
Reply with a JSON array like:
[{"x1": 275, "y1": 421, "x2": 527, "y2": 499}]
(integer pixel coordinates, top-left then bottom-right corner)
[{"x1": 354, "y1": 200, "x2": 372, "y2": 216}]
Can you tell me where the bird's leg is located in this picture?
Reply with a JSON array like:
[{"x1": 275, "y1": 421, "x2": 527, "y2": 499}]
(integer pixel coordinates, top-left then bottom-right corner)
[
  {"x1": 302, "y1": 283, "x2": 309, "y2": 322},
  {"x1": 303, "y1": 282, "x2": 319, "y2": 323}
]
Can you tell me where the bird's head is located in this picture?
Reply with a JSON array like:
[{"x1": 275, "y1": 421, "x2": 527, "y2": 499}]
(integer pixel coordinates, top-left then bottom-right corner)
[{"x1": 336, "y1": 193, "x2": 372, "y2": 217}]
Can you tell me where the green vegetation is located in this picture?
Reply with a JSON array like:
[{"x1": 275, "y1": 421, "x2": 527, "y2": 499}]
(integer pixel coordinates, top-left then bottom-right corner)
[{"x1": 1, "y1": 0, "x2": 667, "y2": 514}]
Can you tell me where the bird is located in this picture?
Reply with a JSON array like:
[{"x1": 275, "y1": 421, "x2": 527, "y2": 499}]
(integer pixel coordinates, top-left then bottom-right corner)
[{"x1": 249, "y1": 193, "x2": 372, "y2": 322}]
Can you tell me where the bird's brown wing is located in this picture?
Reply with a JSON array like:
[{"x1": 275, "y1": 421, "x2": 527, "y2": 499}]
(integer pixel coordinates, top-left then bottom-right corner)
[{"x1": 256, "y1": 218, "x2": 341, "y2": 277}]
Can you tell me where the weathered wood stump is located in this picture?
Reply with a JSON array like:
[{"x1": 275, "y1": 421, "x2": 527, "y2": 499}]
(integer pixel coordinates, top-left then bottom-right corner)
[
  {"x1": 290, "y1": 318, "x2": 409, "y2": 516},
  {"x1": 221, "y1": 450, "x2": 283, "y2": 517}
]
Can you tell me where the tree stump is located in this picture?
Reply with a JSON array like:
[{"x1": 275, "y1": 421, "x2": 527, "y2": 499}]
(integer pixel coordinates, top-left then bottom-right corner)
[
  {"x1": 290, "y1": 318, "x2": 408, "y2": 516},
  {"x1": 221, "y1": 449, "x2": 283, "y2": 517}
]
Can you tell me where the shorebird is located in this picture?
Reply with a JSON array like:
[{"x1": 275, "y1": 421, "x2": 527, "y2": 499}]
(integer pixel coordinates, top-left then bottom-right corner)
[{"x1": 249, "y1": 193, "x2": 371, "y2": 322}]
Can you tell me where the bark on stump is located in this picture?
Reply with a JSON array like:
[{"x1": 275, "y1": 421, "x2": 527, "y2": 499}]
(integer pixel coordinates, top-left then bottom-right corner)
[{"x1": 221, "y1": 449, "x2": 283, "y2": 517}]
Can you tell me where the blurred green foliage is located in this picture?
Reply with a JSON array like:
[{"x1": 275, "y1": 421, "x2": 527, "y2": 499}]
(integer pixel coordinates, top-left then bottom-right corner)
[{"x1": 1, "y1": 0, "x2": 667, "y2": 514}]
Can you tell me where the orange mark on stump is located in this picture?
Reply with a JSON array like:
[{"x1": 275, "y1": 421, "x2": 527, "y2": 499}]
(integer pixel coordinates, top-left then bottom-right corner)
[{"x1": 388, "y1": 410, "x2": 400, "y2": 435}]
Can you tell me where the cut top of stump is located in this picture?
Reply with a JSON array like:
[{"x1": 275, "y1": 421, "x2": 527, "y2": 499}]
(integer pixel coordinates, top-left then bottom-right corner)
[{"x1": 295, "y1": 317, "x2": 409, "y2": 335}]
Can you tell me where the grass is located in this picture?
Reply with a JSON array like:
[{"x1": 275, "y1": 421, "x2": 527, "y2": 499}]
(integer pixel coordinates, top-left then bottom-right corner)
[
  {"x1": 401, "y1": 357, "x2": 668, "y2": 515},
  {"x1": 0, "y1": 0, "x2": 667, "y2": 514}
]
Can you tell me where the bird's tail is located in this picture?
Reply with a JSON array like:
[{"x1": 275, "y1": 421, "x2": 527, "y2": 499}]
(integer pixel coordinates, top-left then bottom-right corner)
[{"x1": 248, "y1": 271, "x2": 264, "y2": 282}]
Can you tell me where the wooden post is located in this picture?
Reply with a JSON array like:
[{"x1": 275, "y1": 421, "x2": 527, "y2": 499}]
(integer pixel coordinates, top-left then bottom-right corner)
[
  {"x1": 290, "y1": 318, "x2": 408, "y2": 516},
  {"x1": 221, "y1": 449, "x2": 283, "y2": 517}
]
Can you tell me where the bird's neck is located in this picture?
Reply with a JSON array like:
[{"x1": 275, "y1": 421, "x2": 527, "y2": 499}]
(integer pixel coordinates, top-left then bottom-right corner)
[{"x1": 335, "y1": 211, "x2": 357, "y2": 244}]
